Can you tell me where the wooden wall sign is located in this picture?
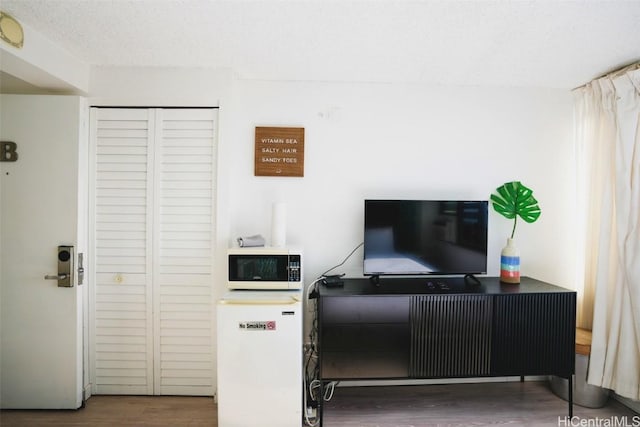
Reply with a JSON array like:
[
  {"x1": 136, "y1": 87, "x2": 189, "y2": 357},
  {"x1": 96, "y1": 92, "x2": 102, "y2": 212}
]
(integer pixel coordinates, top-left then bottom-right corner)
[{"x1": 255, "y1": 127, "x2": 304, "y2": 177}]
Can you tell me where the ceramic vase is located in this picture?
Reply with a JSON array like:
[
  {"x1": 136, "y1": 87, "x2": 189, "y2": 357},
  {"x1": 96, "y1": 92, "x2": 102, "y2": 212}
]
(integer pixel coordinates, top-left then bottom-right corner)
[{"x1": 500, "y1": 237, "x2": 520, "y2": 284}]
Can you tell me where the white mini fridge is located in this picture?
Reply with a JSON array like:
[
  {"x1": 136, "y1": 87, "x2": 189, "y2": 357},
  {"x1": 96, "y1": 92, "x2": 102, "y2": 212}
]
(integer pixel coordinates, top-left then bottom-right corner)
[{"x1": 217, "y1": 290, "x2": 303, "y2": 427}]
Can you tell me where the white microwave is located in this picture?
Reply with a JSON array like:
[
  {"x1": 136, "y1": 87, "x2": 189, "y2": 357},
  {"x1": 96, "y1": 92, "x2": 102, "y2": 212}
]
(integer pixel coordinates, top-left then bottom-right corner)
[{"x1": 227, "y1": 248, "x2": 303, "y2": 290}]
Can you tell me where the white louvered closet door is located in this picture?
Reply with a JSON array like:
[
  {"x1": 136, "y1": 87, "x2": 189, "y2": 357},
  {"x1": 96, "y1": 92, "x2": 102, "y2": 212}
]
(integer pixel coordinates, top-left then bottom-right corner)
[{"x1": 90, "y1": 108, "x2": 217, "y2": 396}]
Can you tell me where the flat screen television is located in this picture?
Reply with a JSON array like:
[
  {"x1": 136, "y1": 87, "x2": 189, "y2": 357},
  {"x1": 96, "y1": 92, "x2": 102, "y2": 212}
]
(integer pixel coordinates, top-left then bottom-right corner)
[{"x1": 363, "y1": 200, "x2": 488, "y2": 276}]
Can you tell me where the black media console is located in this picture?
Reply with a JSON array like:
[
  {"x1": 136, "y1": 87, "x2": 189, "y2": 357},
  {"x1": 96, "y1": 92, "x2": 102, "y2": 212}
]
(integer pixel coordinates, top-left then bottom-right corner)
[{"x1": 317, "y1": 276, "x2": 576, "y2": 423}]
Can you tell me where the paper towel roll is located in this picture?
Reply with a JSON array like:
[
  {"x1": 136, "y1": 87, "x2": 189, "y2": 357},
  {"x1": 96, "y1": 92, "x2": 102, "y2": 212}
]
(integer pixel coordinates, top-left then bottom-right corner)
[
  {"x1": 237, "y1": 234, "x2": 265, "y2": 247},
  {"x1": 271, "y1": 202, "x2": 287, "y2": 248}
]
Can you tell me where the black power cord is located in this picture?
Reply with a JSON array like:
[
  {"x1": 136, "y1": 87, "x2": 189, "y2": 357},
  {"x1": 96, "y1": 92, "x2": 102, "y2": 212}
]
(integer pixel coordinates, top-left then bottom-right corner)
[{"x1": 320, "y1": 242, "x2": 363, "y2": 277}]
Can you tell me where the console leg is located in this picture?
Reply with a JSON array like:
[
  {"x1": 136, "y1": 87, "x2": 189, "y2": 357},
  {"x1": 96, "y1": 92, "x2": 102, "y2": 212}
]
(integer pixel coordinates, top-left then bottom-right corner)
[
  {"x1": 318, "y1": 381, "x2": 324, "y2": 427},
  {"x1": 520, "y1": 376, "x2": 524, "y2": 382},
  {"x1": 568, "y1": 376, "x2": 573, "y2": 418}
]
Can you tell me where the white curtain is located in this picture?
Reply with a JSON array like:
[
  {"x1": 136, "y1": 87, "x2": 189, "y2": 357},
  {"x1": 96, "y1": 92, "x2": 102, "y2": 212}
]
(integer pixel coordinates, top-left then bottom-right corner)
[{"x1": 574, "y1": 63, "x2": 640, "y2": 400}]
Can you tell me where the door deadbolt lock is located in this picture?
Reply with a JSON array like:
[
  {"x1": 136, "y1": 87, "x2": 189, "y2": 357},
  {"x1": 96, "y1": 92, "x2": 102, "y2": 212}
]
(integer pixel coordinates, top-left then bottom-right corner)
[{"x1": 44, "y1": 245, "x2": 74, "y2": 287}]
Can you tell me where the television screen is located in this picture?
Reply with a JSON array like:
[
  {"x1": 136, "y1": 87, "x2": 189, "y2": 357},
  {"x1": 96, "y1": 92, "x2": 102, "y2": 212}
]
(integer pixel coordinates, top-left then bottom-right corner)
[{"x1": 364, "y1": 200, "x2": 488, "y2": 276}]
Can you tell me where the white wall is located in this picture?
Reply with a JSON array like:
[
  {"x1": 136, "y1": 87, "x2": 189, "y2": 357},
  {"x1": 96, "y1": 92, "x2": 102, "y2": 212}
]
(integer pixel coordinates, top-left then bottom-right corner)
[
  {"x1": 223, "y1": 80, "x2": 576, "y2": 288},
  {"x1": 89, "y1": 66, "x2": 233, "y2": 107}
]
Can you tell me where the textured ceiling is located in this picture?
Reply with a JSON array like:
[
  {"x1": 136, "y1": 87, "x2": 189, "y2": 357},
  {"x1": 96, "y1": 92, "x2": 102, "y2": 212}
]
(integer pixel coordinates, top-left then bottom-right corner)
[{"x1": 2, "y1": 0, "x2": 640, "y2": 89}]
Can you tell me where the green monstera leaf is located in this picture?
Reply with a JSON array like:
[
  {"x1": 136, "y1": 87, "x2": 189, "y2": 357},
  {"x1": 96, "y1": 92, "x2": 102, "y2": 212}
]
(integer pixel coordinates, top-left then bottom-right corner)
[{"x1": 490, "y1": 181, "x2": 541, "y2": 239}]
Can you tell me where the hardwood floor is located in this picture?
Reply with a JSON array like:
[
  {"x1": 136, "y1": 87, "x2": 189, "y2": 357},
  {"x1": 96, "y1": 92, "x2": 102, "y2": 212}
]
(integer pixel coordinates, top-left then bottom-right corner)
[
  {"x1": 322, "y1": 381, "x2": 637, "y2": 426},
  {"x1": 0, "y1": 381, "x2": 636, "y2": 426},
  {"x1": 0, "y1": 395, "x2": 216, "y2": 427}
]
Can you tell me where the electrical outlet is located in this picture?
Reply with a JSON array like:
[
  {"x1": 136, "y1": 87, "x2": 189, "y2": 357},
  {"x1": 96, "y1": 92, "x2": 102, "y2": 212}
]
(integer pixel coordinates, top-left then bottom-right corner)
[{"x1": 305, "y1": 406, "x2": 316, "y2": 418}]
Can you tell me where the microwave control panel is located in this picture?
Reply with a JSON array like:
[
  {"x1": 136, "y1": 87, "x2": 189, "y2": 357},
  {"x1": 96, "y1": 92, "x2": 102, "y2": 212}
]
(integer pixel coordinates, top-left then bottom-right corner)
[{"x1": 288, "y1": 255, "x2": 301, "y2": 282}]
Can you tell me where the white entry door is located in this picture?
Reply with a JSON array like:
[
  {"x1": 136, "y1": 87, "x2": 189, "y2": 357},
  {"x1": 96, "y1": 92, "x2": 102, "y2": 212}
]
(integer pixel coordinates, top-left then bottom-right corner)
[
  {"x1": 89, "y1": 107, "x2": 217, "y2": 396},
  {"x1": 0, "y1": 95, "x2": 87, "y2": 409}
]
